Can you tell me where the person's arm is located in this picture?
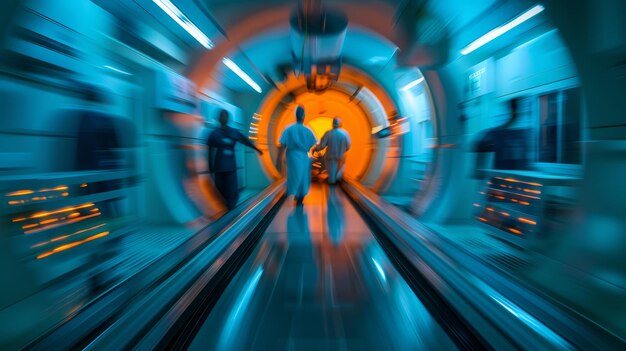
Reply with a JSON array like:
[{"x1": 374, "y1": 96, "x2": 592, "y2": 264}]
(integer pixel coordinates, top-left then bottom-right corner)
[
  {"x1": 276, "y1": 144, "x2": 285, "y2": 173},
  {"x1": 315, "y1": 132, "x2": 328, "y2": 152},
  {"x1": 236, "y1": 130, "x2": 263, "y2": 155}
]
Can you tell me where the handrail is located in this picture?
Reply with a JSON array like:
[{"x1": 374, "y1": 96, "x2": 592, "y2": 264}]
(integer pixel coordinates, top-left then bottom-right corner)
[
  {"x1": 25, "y1": 181, "x2": 285, "y2": 351},
  {"x1": 342, "y1": 179, "x2": 622, "y2": 351}
]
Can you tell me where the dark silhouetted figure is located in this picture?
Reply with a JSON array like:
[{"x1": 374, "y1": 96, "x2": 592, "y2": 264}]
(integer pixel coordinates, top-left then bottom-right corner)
[
  {"x1": 207, "y1": 109, "x2": 262, "y2": 210},
  {"x1": 474, "y1": 98, "x2": 530, "y2": 171}
]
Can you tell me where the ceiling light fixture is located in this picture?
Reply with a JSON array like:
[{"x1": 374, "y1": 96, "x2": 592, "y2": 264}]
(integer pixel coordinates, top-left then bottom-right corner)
[
  {"x1": 152, "y1": 0, "x2": 213, "y2": 49},
  {"x1": 460, "y1": 4, "x2": 544, "y2": 55},
  {"x1": 401, "y1": 77, "x2": 425, "y2": 91},
  {"x1": 223, "y1": 58, "x2": 262, "y2": 93}
]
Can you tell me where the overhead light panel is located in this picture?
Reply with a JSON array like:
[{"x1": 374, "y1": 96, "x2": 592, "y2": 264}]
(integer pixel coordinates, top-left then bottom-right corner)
[
  {"x1": 460, "y1": 4, "x2": 544, "y2": 55},
  {"x1": 223, "y1": 58, "x2": 262, "y2": 93},
  {"x1": 152, "y1": 0, "x2": 213, "y2": 49},
  {"x1": 401, "y1": 77, "x2": 424, "y2": 91}
]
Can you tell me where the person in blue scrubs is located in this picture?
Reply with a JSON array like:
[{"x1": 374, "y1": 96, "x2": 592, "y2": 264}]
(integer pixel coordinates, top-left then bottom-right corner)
[
  {"x1": 207, "y1": 109, "x2": 263, "y2": 210},
  {"x1": 276, "y1": 105, "x2": 318, "y2": 206}
]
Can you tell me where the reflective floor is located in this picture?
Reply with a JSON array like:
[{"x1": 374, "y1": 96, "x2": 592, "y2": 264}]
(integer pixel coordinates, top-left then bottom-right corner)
[{"x1": 190, "y1": 184, "x2": 457, "y2": 351}]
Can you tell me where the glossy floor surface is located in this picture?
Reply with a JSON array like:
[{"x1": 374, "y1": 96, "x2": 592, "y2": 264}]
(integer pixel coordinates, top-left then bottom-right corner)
[{"x1": 189, "y1": 184, "x2": 457, "y2": 351}]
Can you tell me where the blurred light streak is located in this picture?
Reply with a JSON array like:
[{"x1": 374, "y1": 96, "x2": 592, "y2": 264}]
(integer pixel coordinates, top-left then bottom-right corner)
[
  {"x1": 508, "y1": 228, "x2": 523, "y2": 235},
  {"x1": 25, "y1": 212, "x2": 101, "y2": 234},
  {"x1": 32, "y1": 224, "x2": 107, "y2": 248},
  {"x1": 6, "y1": 190, "x2": 34, "y2": 196},
  {"x1": 152, "y1": 0, "x2": 214, "y2": 49},
  {"x1": 104, "y1": 65, "x2": 132, "y2": 76},
  {"x1": 372, "y1": 257, "x2": 387, "y2": 283},
  {"x1": 461, "y1": 5, "x2": 545, "y2": 55},
  {"x1": 218, "y1": 266, "x2": 263, "y2": 349},
  {"x1": 490, "y1": 294, "x2": 571, "y2": 350},
  {"x1": 30, "y1": 203, "x2": 95, "y2": 219},
  {"x1": 518, "y1": 217, "x2": 537, "y2": 225},
  {"x1": 400, "y1": 77, "x2": 424, "y2": 91},
  {"x1": 222, "y1": 58, "x2": 262, "y2": 93}
]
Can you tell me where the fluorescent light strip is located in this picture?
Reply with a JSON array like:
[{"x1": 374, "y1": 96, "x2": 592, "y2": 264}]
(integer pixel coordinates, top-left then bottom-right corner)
[
  {"x1": 153, "y1": 0, "x2": 213, "y2": 49},
  {"x1": 223, "y1": 58, "x2": 262, "y2": 93},
  {"x1": 461, "y1": 4, "x2": 544, "y2": 55},
  {"x1": 401, "y1": 77, "x2": 424, "y2": 91}
]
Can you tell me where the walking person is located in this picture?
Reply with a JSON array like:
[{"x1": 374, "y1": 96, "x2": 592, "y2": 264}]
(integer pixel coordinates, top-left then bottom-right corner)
[
  {"x1": 207, "y1": 109, "x2": 263, "y2": 210},
  {"x1": 315, "y1": 117, "x2": 351, "y2": 185},
  {"x1": 276, "y1": 105, "x2": 318, "y2": 206}
]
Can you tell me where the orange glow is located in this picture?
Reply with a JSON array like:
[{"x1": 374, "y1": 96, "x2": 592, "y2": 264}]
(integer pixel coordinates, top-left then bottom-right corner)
[
  {"x1": 80, "y1": 183, "x2": 88, "y2": 188},
  {"x1": 61, "y1": 192, "x2": 69, "y2": 197},
  {"x1": 36, "y1": 231, "x2": 109, "y2": 259},
  {"x1": 90, "y1": 208, "x2": 99, "y2": 213},
  {"x1": 486, "y1": 207, "x2": 495, "y2": 212},
  {"x1": 32, "y1": 196, "x2": 47, "y2": 201},
  {"x1": 6, "y1": 190, "x2": 34, "y2": 196},
  {"x1": 519, "y1": 201, "x2": 530, "y2": 206},
  {"x1": 68, "y1": 212, "x2": 80, "y2": 219},
  {"x1": 12, "y1": 217, "x2": 27, "y2": 222},
  {"x1": 8, "y1": 200, "x2": 24, "y2": 205},
  {"x1": 495, "y1": 196, "x2": 505, "y2": 200},
  {"x1": 477, "y1": 217, "x2": 488, "y2": 223},
  {"x1": 523, "y1": 189, "x2": 542, "y2": 195},
  {"x1": 518, "y1": 217, "x2": 537, "y2": 225},
  {"x1": 508, "y1": 228, "x2": 523, "y2": 235},
  {"x1": 501, "y1": 212, "x2": 510, "y2": 216},
  {"x1": 22, "y1": 223, "x2": 39, "y2": 230}
]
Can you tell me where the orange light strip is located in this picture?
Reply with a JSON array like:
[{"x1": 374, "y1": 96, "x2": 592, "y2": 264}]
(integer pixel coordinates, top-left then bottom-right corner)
[
  {"x1": 523, "y1": 189, "x2": 542, "y2": 195},
  {"x1": 477, "y1": 217, "x2": 488, "y2": 223},
  {"x1": 30, "y1": 203, "x2": 95, "y2": 219},
  {"x1": 500, "y1": 212, "x2": 510, "y2": 217},
  {"x1": 39, "y1": 186, "x2": 68, "y2": 192},
  {"x1": 501, "y1": 177, "x2": 543, "y2": 187},
  {"x1": 40, "y1": 218, "x2": 59, "y2": 225},
  {"x1": 80, "y1": 183, "x2": 88, "y2": 188},
  {"x1": 6, "y1": 190, "x2": 34, "y2": 196},
  {"x1": 24, "y1": 212, "x2": 101, "y2": 234},
  {"x1": 12, "y1": 217, "x2": 27, "y2": 223},
  {"x1": 518, "y1": 217, "x2": 537, "y2": 225},
  {"x1": 32, "y1": 223, "x2": 107, "y2": 248},
  {"x1": 36, "y1": 231, "x2": 109, "y2": 259},
  {"x1": 508, "y1": 228, "x2": 523, "y2": 235}
]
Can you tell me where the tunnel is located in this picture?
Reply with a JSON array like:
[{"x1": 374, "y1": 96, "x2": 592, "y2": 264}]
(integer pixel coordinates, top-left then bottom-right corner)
[{"x1": 0, "y1": 0, "x2": 625, "y2": 350}]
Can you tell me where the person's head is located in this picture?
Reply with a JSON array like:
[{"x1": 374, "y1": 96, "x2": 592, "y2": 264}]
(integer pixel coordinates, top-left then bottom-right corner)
[
  {"x1": 332, "y1": 117, "x2": 341, "y2": 129},
  {"x1": 295, "y1": 105, "x2": 305, "y2": 123},
  {"x1": 218, "y1": 109, "x2": 229, "y2": 127}
]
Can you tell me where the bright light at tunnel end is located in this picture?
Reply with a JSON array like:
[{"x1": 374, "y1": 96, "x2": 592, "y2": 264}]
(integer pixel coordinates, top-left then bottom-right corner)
[
  {"x1": 223, "y1": 58, "x2": 262, "y2": 93},
  {"x1": 460, "y1": 4, "x2": 545, "y2": 55},
  {"x1": 152, "y1": 0, "x2": 214, "y2": 49}
]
